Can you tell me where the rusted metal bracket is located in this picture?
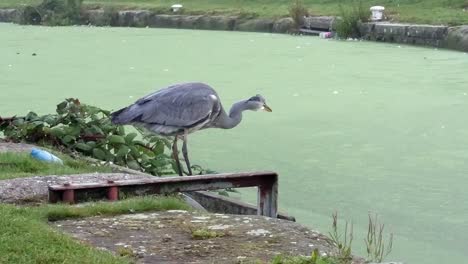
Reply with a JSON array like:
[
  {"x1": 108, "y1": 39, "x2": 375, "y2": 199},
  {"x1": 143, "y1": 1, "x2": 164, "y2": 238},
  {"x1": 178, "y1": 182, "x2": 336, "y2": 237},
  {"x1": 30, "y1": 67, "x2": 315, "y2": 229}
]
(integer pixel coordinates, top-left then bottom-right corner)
[{"x1": 48, "y1": 171, "x2": 278, "y2": 218}]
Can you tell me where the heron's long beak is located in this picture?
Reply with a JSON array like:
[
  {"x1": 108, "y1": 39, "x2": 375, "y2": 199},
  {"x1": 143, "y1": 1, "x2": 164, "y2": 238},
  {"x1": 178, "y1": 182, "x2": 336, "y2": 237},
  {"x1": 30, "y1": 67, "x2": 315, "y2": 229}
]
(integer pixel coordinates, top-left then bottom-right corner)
[{"x1": 263, "y1": 104, "x2": 272, "y2": 112}]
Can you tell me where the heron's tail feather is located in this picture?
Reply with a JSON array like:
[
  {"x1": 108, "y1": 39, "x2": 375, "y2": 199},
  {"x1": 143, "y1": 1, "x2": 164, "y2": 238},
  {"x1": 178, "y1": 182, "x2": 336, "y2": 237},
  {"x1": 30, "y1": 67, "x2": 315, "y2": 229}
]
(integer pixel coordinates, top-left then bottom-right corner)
[{"x1": 110, "y1": 106, "x2": 139, "y2": 124}]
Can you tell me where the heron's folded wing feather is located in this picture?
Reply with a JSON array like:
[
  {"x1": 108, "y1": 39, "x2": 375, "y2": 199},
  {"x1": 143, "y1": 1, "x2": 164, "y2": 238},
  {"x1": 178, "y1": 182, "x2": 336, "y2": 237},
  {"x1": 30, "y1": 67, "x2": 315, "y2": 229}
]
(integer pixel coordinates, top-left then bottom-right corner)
[{"x1": 135, "y1": 83, "x2": 218, "y2": 128}]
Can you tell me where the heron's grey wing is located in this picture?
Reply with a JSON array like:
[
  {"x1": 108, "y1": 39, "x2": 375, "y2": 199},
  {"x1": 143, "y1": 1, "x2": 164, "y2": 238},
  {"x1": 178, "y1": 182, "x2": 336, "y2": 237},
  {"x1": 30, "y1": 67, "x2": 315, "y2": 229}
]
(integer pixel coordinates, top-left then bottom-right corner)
[{"x1": 120, "y1": 82, "x2": 220, "y2": 128}]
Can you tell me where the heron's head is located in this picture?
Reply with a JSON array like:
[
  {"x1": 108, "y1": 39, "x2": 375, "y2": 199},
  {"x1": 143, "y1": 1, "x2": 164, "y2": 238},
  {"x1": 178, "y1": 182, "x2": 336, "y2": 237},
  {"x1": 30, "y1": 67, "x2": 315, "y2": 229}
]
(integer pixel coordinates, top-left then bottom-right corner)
[{"x1": 245, "y1": 94, "x2": 272, "y2": 112}]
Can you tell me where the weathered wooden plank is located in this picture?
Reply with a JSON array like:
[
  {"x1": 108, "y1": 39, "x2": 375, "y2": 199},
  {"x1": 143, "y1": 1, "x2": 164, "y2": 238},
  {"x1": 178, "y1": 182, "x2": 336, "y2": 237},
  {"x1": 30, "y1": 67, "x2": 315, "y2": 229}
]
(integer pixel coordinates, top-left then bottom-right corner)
[{"x1": 48, "y1": 171, "x2": 279, "y2": 218}]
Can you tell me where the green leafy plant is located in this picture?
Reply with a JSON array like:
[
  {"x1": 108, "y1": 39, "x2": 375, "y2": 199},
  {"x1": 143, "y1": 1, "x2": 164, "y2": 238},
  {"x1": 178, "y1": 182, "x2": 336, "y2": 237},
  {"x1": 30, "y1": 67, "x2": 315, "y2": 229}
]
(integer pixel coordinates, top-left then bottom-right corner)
[
  {"x1": 333, "y1": 0, "x2": 369, "y2": 38},
  {"x1": 190, "y1": 228, "x2": 226, "y2": 240},
  {"x1": 0, "y1": 98, "x2": 177, "y2": 176},
  {"x1": 365, "y1": 213, "x2": 393, "y2": 263},
  {"x1": 325, "y1": 212, "x2": 353, "y2": 264},
  {"x1": 288, "y1": 0, "x2": 310, "y2": 27},
  {"x1": 19, "y1": 0, "x2": 84, "y2": 26}
]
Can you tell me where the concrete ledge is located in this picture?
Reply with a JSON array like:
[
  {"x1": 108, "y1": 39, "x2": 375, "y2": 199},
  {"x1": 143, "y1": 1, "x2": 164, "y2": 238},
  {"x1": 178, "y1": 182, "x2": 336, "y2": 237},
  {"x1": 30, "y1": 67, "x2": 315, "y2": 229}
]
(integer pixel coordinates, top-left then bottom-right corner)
[
  {"x1": 360, "y1": 22, "x2": 449, "y2": 48},
  {"x1": 303, "y1": 16, "x2": 335, "y2": 30},
  {"x1": 189, "y1": 191, "x2": 296, "y2": 222}
]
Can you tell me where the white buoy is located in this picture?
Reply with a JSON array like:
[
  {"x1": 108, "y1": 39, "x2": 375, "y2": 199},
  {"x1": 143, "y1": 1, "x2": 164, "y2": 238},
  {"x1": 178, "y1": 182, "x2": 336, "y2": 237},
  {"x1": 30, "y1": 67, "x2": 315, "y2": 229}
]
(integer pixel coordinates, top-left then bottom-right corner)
[
  {"x1": 370, "y1": 6, "x2": 385, "y2": 21},
  {"x1": 171, "y1": 4, "x2": 183, "y2": 12}
]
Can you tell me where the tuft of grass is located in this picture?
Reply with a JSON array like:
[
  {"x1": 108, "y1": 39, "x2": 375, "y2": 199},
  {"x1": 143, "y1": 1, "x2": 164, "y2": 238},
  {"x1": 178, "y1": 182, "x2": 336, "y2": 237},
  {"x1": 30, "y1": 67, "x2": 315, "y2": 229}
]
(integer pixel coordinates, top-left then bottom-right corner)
[
  {"x1": 191, "y1": 228, "x2": 225, "y2": 240},
  {"x1": 272, "y1": 249, "x2": 337, "y2": 264},
  {"x1": 0, "y1": 204, "x2": 128, "y2": 264},
  {"x1": 0, "y1": 195, "x2": 189, "y2": 263},
  {"x1": 0, "y1": 151, "x2": 111, "y2": 180},
  {"x1": 325, "y1": 212, "x2": 353, "y2": 264},
  {"x1": 288, "y1": 0, "x2": 309, "y2": 27},
  {"x1": 45, "y1": 195, "x2": 191, "y2": 221},
  {"x1": 116, "y1": 246, "x2": 136, "y2": 258},
  {"x1": 334, "y1": 0, "x2": 369, "y2": 39},
  {"x1": 365, "y1": 213, "x2": 393, "y2": 263}
]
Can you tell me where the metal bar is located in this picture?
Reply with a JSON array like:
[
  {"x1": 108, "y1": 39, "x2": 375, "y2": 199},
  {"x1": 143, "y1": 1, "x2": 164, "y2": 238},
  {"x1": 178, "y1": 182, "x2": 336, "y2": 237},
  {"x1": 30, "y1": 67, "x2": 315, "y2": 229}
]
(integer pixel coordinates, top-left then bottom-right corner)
[
  {"x1": 48, "y1": 171, "x2": 278, "y2": 218},
  {"x1": 62, "y1": 189, "x2": 75, "y2": 204},
  {"x1": 107, "y1": 180, "x2": 119, "y2": 201}
]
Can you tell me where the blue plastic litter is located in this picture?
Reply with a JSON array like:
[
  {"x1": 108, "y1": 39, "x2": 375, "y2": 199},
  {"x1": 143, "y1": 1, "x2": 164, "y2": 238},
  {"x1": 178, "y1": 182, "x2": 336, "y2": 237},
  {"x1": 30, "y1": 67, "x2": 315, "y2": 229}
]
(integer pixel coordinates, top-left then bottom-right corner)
[{"x1": 30, "y1": 148, "x2": 63, "y2": 164}]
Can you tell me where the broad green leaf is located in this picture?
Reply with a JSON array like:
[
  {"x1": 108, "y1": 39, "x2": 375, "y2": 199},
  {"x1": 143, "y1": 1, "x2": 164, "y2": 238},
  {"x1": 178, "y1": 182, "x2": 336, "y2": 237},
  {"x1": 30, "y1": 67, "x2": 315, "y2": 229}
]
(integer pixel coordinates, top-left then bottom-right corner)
[
  {"x1": 116, "y1": 145, "x2": 130, "y2": 158},
  {"x1": 86, "y1": 141, "x2": 96, "y2": 148},
  {"x1": 92, "y1": 148, "x2": 106, "y2": 160},
  {"x1": 127, "y1": 160, "x2": 140, "y2": 170},
  {"x1": 154, "y1": 141, "x2": 164, "y2": 155},
  {"x1": 50, "y1": 127, "x2": 65, "y2": 137},
  {"x1": 62, "y1": 135, "x2": 75, "y2": 144},
  {"x1": 108, "y1": 135, "x2": 125, "y2": 144},
  {"x1": 56, "y1": 101, "x2": 68, "y2": 113},
  {"x1": 75, "y1": 142, "x2": 92, "y2": 151},
  {"x1": 91, "y1": 125, "x2": 104, "y2": 135},
  {"x1": 141, "y1": 154, "x2": 150, "y2": 162},
  {"x1": 118, "y1": 126, "x2": 125, "y2": 135},
  {"x1": 66, "y1": 126, "x2": 81, "y2": 136},
  {"x1": 12, "y1": 119, "x2": 24, "y2": 126},
  {"x1": 25, "y1": 111, "x2": 39, "y2": 121},
  {"x1": 43, "y1": 115, "x2": 57, "y2": 125},
  {"x1": 125, "y1": 132, "x2": 138, "y2": 143}
]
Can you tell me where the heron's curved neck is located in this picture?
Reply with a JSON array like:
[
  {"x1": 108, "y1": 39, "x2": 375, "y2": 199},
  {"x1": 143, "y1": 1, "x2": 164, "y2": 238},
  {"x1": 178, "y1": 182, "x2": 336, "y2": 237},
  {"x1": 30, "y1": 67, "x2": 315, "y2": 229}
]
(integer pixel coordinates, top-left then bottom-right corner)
[{"x1": 218, "y1": 101, "x2": 247, "y2": 129}]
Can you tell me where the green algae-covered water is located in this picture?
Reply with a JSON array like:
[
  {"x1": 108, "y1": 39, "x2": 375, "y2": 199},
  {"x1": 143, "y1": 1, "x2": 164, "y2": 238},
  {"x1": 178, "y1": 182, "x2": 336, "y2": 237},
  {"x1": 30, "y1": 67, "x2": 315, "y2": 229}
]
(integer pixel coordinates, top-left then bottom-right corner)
[{"x1": 1, "y1": 23, "x2": 468, "y2": 263}]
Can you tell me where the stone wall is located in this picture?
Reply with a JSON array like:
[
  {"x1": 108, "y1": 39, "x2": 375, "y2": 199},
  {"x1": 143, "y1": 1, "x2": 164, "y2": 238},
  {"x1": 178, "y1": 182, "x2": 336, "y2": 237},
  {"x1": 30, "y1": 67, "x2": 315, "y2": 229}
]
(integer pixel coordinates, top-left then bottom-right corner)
[
  {"x1": 1, "y1": 8, "x2": 468, "y2": 52},
  {"x1": 0, "y1": 9, "x2": 18, "y2": 22},
  {"x1": 359, "y1": 22, "x2": 449, "y2": 48},
  {"x1": 446, "y1": 26, "x2": 468, "y2": 52},
  {"x1": 80, "y1": 10, "x2": 295, "y2": 33}
]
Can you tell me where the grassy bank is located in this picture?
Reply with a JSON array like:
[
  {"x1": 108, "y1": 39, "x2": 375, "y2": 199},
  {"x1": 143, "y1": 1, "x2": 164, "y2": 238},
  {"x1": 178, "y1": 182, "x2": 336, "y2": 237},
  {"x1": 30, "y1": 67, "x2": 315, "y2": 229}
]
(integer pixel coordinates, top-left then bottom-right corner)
[
  {"x1": 0, "y1": 196, "x2": 190, "y2": 263},
  {"x1": 0, "y1": 152, "x2": 112, "y2": 180},
  {"x1": 1, "y1": 0, "x2": 468, "y2": 25}
]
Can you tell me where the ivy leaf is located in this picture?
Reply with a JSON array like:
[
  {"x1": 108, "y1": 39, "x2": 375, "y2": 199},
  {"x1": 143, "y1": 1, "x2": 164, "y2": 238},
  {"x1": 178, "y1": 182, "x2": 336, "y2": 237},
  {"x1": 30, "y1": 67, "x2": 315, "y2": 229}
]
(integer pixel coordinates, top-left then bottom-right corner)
[
  {"x1": 127, "y1": 160, "x2": 140, "y2": 170},
  {"x1": 125, "y1": 132, "x2": 138, "y2": 143},
  {"x1": 154, "y1": 141, "x2": 164, "y2": 155},
  {"x1": 75, "y1": 142, "x2": 92, "y2": 151},
  {"x1": 62, "y1": 135, "x2": 75, "y2": 144},
  {"x1": 92, "y1": 148, "x2": 106, "y2": 160},
  {"x1": 108, "y1": 135, "x2": 125, "y2": 144},
  {"x1": 116, "y1": 145, "x2": 130, "y2": 158},
  {"x1": 86, "y1": 141, "x2": 96, "y2": 148},
  {"x1": 50, "y1": 127, "x2": 65, "y2": 137}
]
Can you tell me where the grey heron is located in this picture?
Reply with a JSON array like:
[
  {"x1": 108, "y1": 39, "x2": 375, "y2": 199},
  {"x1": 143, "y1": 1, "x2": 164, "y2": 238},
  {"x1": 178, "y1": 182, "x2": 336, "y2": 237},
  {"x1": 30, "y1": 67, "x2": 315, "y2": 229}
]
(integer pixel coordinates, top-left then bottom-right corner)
[{"x1": 111, "y1": 82, "x2": 272, "y2": 176}]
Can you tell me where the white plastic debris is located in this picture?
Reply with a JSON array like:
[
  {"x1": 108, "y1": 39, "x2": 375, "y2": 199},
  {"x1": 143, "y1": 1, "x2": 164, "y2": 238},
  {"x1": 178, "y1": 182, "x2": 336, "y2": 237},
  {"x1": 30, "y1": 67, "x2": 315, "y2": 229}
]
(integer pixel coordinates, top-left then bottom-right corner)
[{"x1": 246, "y1": 229, "x2": 271, "y2": 236}]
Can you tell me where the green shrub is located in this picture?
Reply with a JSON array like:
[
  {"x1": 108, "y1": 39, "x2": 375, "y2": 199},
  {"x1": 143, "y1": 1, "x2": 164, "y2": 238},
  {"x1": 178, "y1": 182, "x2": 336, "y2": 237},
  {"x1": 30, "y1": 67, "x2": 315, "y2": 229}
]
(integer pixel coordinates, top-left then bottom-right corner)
[
  {"x1": 288, "y1": 0, "x2": 309, "y2": 27},
  {"x1": 19, "y1": 0, "x2": 84, "y2": 26},
  {"x1": 0, "y1": 98, "x2": 178, "y2": 176},
  {"x1": 18, "y1": 6, "x2": 42, "y2": 25},
  {"x1": 333, "y1": 0, "x2": 369, "y2": 39}
]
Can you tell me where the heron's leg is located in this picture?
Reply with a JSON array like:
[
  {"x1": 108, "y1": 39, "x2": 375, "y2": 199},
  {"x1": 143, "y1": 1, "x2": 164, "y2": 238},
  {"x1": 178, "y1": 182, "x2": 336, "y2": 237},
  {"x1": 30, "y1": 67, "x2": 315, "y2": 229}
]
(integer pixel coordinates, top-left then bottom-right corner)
[
  {"x1": 172, "y1": 136, "x2": 183, "y2": 176},
  {"x1": 182, "y1": 132, "x2": 193, "y2": 176}
]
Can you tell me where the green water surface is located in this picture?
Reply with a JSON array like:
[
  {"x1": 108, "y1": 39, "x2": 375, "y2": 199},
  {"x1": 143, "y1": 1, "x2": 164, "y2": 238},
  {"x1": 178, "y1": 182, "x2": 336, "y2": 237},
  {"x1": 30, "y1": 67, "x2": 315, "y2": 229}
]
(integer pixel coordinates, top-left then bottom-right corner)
[{"x1": 1, "y1": 23, "x2": 468, "y2": 263}]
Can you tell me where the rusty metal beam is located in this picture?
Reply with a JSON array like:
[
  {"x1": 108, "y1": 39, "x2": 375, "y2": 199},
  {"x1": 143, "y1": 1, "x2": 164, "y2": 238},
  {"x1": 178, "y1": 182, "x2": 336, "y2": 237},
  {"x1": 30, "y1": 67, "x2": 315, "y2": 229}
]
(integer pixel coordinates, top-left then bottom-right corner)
[{"x1": 48, "y1": 171, "x2": 279, "y2": 218}]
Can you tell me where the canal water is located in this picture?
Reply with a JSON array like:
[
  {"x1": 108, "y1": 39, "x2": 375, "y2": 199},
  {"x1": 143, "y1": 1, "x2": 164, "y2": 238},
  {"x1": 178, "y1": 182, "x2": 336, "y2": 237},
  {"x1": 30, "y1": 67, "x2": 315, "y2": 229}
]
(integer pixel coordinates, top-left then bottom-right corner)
[{"x1": 2, "y1": 23, "x2": 468, "y2": 263}]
